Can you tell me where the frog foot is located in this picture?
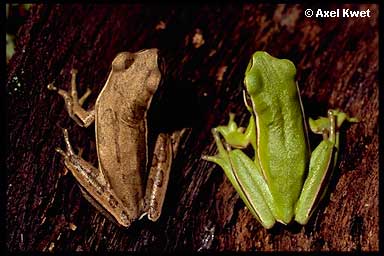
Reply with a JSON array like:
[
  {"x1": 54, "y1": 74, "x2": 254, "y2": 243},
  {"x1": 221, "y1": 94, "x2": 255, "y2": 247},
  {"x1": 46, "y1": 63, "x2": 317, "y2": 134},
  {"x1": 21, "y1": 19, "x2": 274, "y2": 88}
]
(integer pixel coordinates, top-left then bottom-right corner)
[
  {"x1": 55, "y1": 128, "x2": 76, "y2": 159},
  {"x1": 215, "y1": 113, "x2": 252, "y2": 149},
  {"x1": 201, "y1": 128, "x2": 230, "y2": 168},
  {"x1": 48, "y1": 69, "x2": 94, "y2": 127},
  {"x1": 309, "y1": 109, "x2": 359, "y2": 137}
]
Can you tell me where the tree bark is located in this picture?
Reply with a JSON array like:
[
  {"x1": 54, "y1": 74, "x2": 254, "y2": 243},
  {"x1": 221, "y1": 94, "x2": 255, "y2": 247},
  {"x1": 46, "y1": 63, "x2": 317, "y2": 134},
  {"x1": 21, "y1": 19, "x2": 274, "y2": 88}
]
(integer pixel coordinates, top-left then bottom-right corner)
[{"x1": 6, "y1": 4, "x2": 378, "y2": 252}]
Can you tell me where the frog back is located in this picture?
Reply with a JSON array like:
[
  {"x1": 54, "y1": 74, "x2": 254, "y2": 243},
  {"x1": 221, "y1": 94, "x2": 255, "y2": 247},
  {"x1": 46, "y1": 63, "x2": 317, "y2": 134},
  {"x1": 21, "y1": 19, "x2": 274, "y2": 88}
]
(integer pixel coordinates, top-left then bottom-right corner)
[{"x1": 245, "y1": 51, "x2": 308, "y2": 222}]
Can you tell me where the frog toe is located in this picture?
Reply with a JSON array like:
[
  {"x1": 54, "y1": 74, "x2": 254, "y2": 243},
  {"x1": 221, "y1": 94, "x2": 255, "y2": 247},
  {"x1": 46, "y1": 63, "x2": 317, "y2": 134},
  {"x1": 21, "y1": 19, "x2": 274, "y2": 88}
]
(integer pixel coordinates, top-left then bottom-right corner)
[{"x1": 61, "y1": 128, "x2": 76, "y2": 155}]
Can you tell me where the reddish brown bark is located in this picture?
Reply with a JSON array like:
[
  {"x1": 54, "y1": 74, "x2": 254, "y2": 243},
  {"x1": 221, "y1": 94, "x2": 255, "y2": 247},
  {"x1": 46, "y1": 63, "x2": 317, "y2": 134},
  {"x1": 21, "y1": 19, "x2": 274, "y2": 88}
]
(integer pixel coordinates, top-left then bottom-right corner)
[{"x1": 6, "y1": 4, "x2": 378, "y2": 252}]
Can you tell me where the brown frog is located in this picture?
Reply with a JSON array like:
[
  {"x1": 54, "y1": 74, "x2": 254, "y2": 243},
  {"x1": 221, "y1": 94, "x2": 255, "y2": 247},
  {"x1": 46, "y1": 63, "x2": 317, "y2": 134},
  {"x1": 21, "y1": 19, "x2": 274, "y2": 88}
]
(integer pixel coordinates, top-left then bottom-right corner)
[{"x1": 48, "y1": 49, "x2": 182, "y2": 227}]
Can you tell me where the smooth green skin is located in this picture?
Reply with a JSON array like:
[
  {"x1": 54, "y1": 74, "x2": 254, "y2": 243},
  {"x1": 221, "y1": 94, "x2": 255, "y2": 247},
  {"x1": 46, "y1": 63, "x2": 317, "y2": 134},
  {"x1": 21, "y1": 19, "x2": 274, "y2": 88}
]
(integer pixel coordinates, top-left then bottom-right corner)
[{"x1": 203, "y1": 51, "x2": 358, "y2": 229}]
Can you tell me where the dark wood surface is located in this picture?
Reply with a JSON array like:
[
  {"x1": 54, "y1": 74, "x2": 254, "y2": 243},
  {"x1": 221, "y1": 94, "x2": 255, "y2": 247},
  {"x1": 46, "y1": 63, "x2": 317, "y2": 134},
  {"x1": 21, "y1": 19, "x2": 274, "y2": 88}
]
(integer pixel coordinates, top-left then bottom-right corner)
[{"x1": 6, "y1": 4, "x2": 378, "y2": 252}]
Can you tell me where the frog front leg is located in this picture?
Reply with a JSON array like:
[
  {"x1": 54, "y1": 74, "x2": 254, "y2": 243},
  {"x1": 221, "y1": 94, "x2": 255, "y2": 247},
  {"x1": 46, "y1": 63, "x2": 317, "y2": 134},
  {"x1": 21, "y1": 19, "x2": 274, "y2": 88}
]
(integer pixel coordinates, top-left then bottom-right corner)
[
  {"x1": 55, "y1": 128, "x2": 134, "y2": 227},
  {"x1": 48, "y1": 69, "x2": 95, "y2": 127}
]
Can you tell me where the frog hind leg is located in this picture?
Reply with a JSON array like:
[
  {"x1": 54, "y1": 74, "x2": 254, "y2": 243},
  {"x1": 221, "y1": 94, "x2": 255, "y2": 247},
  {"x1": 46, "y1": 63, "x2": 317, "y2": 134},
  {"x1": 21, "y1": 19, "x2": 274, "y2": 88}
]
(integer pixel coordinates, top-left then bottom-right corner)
[
  {"x1": 295, "y1": 110, "x2": 341, "y2": 225},
  {"x1": 48, "y1": 69, "x2": 95, "y2": 127},
  {"x1": 142, "y1": 131, "x2": 174, "y2": 221},
  {"x1": 202, "y1": 128, "x2": 276, "y2": 229},
  {"x1": 79, "y1": 187, "x2": 123, "y2": 226},
  {"x1": 143, "y1": 129, "x2": 186, "y2": 221},
  {"x1": 55, "y1": 128, "x2": 134, "y2": 227}
]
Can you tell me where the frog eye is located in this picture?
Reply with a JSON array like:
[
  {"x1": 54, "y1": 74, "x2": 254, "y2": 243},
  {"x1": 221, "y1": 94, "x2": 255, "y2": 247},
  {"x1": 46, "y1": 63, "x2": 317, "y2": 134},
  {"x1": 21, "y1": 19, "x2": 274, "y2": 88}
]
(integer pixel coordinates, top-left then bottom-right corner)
[{"x1": 112, "y1": 52, "x2": 134, "y2": 71}]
